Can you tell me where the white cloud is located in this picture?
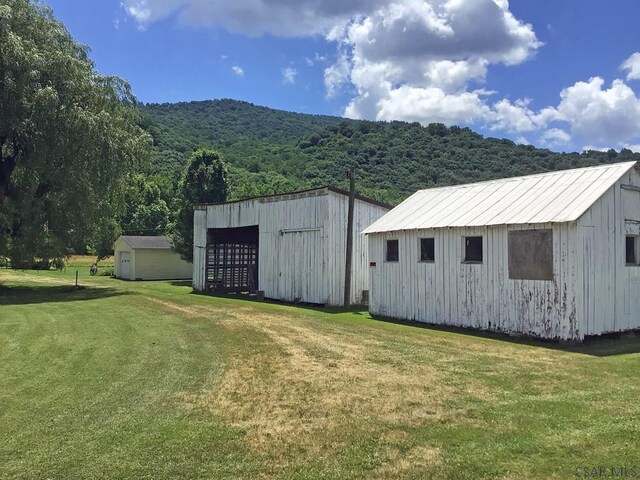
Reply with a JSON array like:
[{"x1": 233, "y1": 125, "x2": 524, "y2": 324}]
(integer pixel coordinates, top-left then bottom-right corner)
[
  {"x1": 364, "y1": 86, "x2": 492, "y2": 125},
  {"x1": 121, "y1": 0, "x2": 390, "y2": 36},
  {"x1": 491, "y1": 98, "x2": 537, "y2": 132},
  {"x1": 231, "y1": 65, "x2": 244, "y2": 77},
  {"x1": 331, "y1": 0, "x2": 541, "y2": 125},
  {"x1": 552, "y1": 77, "x2": 640, "y2": 144},
  {"x1": 479, "y1": 75, "x2": 640, "y2": 149},
  {"x1": 540, "y1": 128, "x2": 570, "y2": 148},
  {"x1": 324, "y1": 47, "x2": 351, "y2": 99},
  {"x1": 622, "y1": 52, "x2": 640, "y2": 81},
  {"x1": 282, "y1": 67, "x2": 297, "y2": 85},
  {"x1": 305, "y1": 53, "x2": 328, "y2": 67},
  {"x1": 422, "y1": 60, "x2": 489, "y2": 93},
  {"x1": 581, "y1": 145, "x2": 610, "y2": 152},
  {"x1": 125, "y1": 2, "x2": 151, "y2": 23}
]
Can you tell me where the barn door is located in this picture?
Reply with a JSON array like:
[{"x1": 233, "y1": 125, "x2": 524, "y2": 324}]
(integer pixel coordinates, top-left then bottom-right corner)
[{"x1": 277, "y1": 228, "x2": 325, "y2": 304}]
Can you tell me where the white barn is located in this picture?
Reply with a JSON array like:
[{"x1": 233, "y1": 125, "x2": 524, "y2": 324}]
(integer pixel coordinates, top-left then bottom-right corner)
[
  {"x1": 364, "y1": 162, "x2": 640, "y2": 341},
  {"x1": 192, "y1": 187, "x2": 390, "y2": 306},
  {"x1": 114, "y1": 236, "x2": 192, "y2": 281}
]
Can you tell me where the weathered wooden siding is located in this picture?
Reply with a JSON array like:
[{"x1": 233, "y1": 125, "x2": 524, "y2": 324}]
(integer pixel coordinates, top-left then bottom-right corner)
[
  {"x1": 578, "y1": 168, "x2": 640, "y2": 336},
  {"x1": 192, "y1": 189, "x2": 389, "y2": 305},
  {"x1": 195, "y1": 195, "x2": 327, "y2": 302},
  {"x1": 192, "y1": 208, "x2": 207, "y2": 291},
  {"x1": 258, "y1": 194, "x2": 329, "y2": 304},
  {"x1": 368, "y1": 223, "x2": 580, "y2": 340},
  {"x1": 327, "y1": 191, "x2": 391, "y2": 305},
  {"x1": 205, "y1": 198, "x2": 261, "y2": 229}
]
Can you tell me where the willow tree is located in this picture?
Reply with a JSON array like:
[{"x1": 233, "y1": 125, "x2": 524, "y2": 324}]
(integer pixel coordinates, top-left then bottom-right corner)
[{"x1": 0, "y1": 0, "x2": 150, "y2": 266}]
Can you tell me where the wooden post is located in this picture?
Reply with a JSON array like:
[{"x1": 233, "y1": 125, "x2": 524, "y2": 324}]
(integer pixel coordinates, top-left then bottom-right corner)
[
  {"x1": 344, "y1": 169, "x2": 356, "y2": 307},
  {"x1": 75, "y1": 270, "x2": 78, "y2": 289}
]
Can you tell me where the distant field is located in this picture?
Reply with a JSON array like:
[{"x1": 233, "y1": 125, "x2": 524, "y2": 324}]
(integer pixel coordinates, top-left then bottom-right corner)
[
  {"x1": 1, "y1": 268, "x2": 639, "y2": 479},
  {"x1": 66, "y1": 255, "x2": 114, "y2": 267}
]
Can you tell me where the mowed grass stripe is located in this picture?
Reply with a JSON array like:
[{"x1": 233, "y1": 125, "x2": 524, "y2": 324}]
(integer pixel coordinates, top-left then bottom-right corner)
[
  {"x1": 0, "y1": 273, "x2": 260, "y2": 479},
  {"x1": 1, "y1": 266, "x2": 640, "y2": 479}
]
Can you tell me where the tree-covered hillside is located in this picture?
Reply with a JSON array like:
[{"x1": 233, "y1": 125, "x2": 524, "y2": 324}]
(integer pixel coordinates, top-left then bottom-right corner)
[
  {"x1": 140, "y1": 100, "x2": 345, "y2": 181},
  {"x1": 141, "y1": 99, "x2": 640, "y2": 205}
]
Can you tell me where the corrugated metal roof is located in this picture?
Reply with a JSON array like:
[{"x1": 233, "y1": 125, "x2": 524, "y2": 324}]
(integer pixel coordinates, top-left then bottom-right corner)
[
  {"x1": 119, "y1": 235, "x2": 174, "y2": 249},
  {"x1": 363, "y1": 162, "x2": 637, "y2": 234}
]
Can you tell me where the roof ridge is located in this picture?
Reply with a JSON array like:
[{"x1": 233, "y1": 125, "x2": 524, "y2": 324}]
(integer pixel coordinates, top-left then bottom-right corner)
[
  {"x1": 196, "y1": 185, "x2": 392, "y2": 209},
  {"x1": 413, "y1": 161, "x2": 638, "y2": 194},
  {"x1": 363, "y1": 161, "x2": 637, "y2": 233}
]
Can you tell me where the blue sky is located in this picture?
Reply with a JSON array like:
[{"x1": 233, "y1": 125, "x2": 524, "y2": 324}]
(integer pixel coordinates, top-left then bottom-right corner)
[{"x1": 45, "y1": 0, "x2": 640, "y2": 153}]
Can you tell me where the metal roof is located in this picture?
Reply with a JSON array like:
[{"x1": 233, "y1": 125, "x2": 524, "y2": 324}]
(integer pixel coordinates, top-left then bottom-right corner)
[
  {"x1": 195, "y1": 186, "x2": 392, "y2": 210},
  {"x1": 363, "y1": 162, "x2": 638, "y2": 234},
  {"x1": 119, "y1": 235, "x2": 174, "y2": 249}
]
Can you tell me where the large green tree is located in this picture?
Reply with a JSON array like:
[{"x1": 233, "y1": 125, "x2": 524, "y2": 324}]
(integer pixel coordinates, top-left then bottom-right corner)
[
  {"x1": 119, "y1": 174, "x2": 171, "y2": 236},
  {"x1": 0, "y1": 0, "x2": 150, "y2": 265},
  {"x1": 87, "y1": 174, "x2": 171, "y2": 261},
  {"x1": 173, "y1": 149, "x2": 228, "y2": 262}
]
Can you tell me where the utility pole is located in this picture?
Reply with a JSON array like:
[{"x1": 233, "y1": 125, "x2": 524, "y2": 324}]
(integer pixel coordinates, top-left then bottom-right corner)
[{"x1": 344, "y1": 168, "x2": 355, "y2": 308}]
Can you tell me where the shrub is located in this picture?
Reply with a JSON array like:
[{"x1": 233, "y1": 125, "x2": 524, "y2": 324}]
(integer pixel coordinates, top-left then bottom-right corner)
[{"x1": 100, "y1": 267, "x2": 114, "y2": 277}]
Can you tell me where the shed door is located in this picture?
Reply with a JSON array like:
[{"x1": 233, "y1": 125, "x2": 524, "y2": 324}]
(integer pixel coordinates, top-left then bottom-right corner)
[{"x1": 120, "y1": 252, "x2": 131, "y2": 279}]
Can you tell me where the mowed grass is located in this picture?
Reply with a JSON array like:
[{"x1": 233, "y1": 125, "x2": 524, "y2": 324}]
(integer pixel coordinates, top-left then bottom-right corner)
[{"x1": 1, "y1": 263, "x2": 640, "y2": 479}]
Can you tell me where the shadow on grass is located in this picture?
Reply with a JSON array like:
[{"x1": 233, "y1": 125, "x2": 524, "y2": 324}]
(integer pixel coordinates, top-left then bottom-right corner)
[
  {"x1": 0, "y1": 284, "x2": 130, "y2": 306},
  {"x1": 192, "y1": 290, "x2": 366, "y2": 314},
  {"x1": 170, "y1": 280, "x2": 193, "y2": 287},
  {"x1": 190, "y1": 290, "x2": 640, "y2": 357},
  {"x1": 370, "y1": 314, "x2": 640, "y2": 358}
]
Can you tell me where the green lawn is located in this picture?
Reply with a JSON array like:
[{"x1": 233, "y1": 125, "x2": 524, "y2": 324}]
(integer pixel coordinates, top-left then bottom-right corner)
[{"x1": 1, "y1": 265, "x2": 640, "y2": 479}]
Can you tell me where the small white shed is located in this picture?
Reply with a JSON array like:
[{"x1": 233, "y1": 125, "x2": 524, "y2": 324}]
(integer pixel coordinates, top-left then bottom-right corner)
[
  {"x1": 114, "y1": 235, "x2": 192, "y2": 281},
  {"x1": 364, "y1": 162, "x2": 640, "y2": 341},
  {"x1": 192, "y1": 187, "x2": 390, "y2": 306}
]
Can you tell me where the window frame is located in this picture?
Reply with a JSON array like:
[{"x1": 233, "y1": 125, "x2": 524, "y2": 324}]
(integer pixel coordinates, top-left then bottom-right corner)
[
  {"x1": 419, "y1": 237, "x2": 435, "y2": 263},
  {"x1": 463, "y1": 236, "x2": 484, "y2": 264},
  {"x1": 385, "y1": 239, "x2": 399, "y2": 263},
  {"x1": 626, "y1": 235, "x2": 639, "y2": 266},
  {"x1": 508, "y1": 229, "x2": 554, "y2": 281}
]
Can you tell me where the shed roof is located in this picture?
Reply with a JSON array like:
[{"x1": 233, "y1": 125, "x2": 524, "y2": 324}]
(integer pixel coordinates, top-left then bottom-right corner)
[
  {"x1": 195, "y1": 186, "x2": 392, "y2": 210},
  {"x1": 363, "y1": 161, "x2": 638, "y2": 234},
  {"x1": 118, "y1": 235, "x2": 174, "y2": 249}
]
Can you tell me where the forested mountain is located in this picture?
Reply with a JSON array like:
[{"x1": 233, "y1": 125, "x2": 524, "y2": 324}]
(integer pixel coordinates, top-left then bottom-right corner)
[
  {"x1": 140, "y1": 99, "x2": 344, "y2": 180},
  {"x1": 141, "y1": 99, "x2": 640, "y2": 205}
]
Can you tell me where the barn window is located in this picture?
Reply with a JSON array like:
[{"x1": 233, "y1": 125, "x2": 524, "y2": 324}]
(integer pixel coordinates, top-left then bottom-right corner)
[
  {"x1": 508, "y1": 229, "x2": 554, "y2": 280},
  {"x1": 386, "y1": 239, "x2": 399, "y2": 262},
  {"x1": 626, "y1": 236, "x2": 638, "y2": 265},
  {"x1": 419, "y1": 238, "x2": 435, "y2": 262},
  {"x1": 464, "y1": 236, "x2": 483, "y2": 263}
]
